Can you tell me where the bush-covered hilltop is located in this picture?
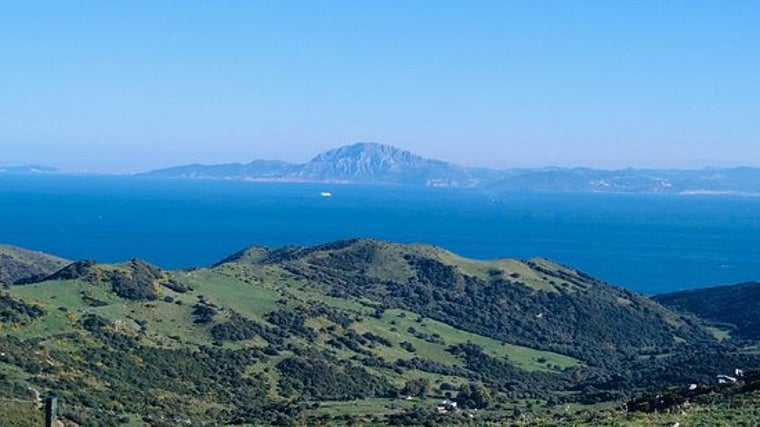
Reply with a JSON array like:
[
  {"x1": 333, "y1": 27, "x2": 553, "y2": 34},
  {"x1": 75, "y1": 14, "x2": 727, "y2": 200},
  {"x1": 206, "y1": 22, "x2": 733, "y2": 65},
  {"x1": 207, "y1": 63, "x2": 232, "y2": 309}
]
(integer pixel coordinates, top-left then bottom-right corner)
[
  {"x1": 250, "y1": 239, "x2": 713, "y2": 368},
  {"x1": 0, "y1": 239, "x2": 757, "y2": 426}
]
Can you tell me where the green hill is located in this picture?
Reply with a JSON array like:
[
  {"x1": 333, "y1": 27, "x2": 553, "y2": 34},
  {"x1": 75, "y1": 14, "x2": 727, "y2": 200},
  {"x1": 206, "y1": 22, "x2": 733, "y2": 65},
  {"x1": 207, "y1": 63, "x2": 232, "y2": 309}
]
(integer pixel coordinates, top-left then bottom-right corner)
[
  {"x1": 655, "y1": 281, "x2": 760, "y2": 341},
  {"x1": 0, "y1": 244, "x2": 68, "y2": 285},
  {"x1": 0, "y1": 239, "x2": 757, "y2": 425},
  {"x1": 234, "y1": 239, "x2": 713, "y2": 366}
]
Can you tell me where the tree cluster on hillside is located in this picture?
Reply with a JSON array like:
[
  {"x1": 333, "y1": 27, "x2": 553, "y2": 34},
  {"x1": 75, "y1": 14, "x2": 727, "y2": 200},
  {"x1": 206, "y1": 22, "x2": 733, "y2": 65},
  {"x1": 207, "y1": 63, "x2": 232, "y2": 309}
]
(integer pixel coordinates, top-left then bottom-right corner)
[
  {"x1": 277, "y1": 356, "x2": 394, "y2": 400},
  {"x1": 0, "y1": 293, "x2": 44, "y2": 324},
  {"x1": 655, "y1": 282, "x2": 760, "y2": 340}
]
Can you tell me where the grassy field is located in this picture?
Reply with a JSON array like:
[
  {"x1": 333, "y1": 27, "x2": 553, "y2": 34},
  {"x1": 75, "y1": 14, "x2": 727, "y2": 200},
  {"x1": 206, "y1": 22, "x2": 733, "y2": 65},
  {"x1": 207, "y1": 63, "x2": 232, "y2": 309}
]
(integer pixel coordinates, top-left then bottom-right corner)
[
  {"x1": 354, "y1": 308, "x2": 581, "y2": 371},
  {"x1": 707, "y1": 326, "x2": 731, "y2": 341},
  {"x1": 174, "y1": 262, "x2": 582, "y2": 371},
  {"x1": 0, "y1": 401, "x2": 43, "y2": 427}
]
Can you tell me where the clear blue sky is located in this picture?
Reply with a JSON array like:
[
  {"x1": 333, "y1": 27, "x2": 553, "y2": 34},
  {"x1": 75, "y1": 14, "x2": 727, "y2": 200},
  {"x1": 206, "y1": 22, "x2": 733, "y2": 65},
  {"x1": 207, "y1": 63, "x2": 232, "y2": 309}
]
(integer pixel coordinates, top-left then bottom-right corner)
[{"x1": 1, "y1": 1, "x2": 759, "y2": 172}]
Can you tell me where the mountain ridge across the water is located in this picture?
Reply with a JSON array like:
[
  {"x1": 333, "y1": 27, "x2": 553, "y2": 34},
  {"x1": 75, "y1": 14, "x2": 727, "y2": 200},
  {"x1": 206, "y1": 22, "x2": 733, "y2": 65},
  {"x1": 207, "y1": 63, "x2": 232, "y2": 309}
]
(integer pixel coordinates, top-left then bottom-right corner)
[{"x1": 139, "y1": 142, "x2": 760, "y2": 194}]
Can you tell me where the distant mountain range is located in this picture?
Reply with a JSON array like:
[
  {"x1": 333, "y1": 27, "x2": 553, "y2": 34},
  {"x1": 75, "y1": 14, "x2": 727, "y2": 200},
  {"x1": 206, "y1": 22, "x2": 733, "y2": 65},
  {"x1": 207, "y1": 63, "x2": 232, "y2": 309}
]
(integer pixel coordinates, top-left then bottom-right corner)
[
  {"x1": 141, "y1": 142, "x2": 491, "y2": 187},
  {"x1": 4, "y1": 143, "x2": 759, "y2": 194},
  {"x1": 141, "y1": 142, "x2": 760, "y2": 194}
]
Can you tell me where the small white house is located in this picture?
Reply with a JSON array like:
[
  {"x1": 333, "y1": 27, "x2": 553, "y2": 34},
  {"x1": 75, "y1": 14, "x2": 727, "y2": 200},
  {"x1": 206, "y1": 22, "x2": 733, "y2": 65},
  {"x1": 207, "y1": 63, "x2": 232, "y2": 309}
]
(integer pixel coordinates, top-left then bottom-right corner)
[{"x1": 440, "y1": 399, "x2": 458, "y2": 409}]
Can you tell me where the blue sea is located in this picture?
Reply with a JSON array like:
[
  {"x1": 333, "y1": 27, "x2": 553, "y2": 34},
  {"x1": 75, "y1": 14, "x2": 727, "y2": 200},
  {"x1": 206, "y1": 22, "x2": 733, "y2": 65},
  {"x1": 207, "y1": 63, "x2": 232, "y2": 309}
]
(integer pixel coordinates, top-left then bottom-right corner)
[{"x1": 1, "y1": 175, "x2": 758, "y2": 295}]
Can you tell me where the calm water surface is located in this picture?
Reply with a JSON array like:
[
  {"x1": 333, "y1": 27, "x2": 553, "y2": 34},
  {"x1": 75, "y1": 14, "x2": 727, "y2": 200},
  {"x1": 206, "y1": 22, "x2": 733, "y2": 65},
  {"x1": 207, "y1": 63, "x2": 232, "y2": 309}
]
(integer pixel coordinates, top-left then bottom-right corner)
[{"x1": 1, "y1": 175, "x2": 758, "y2": 294}]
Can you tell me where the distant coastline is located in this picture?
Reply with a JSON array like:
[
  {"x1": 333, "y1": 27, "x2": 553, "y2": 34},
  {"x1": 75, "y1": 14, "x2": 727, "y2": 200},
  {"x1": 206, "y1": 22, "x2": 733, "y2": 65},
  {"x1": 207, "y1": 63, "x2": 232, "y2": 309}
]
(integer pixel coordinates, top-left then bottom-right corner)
[{"x1": 3, "y1": 142, "x2": 759, "y2": 195}]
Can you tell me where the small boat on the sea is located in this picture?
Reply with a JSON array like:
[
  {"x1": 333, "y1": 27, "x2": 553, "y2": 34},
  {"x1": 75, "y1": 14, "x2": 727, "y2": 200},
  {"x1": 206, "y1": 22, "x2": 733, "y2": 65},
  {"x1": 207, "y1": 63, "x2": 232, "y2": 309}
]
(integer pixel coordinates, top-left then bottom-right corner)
[{"x1": 320, "y1": 191, "x2": 332, "y2": 197}]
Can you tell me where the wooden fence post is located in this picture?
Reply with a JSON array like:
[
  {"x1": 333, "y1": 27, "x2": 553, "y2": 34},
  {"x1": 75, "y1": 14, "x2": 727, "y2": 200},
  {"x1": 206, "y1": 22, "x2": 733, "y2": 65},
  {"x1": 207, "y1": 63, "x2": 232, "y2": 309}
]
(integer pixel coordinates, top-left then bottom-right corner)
[{"x1": 44, "y1": 392, "x2": 58, "y2": 427}]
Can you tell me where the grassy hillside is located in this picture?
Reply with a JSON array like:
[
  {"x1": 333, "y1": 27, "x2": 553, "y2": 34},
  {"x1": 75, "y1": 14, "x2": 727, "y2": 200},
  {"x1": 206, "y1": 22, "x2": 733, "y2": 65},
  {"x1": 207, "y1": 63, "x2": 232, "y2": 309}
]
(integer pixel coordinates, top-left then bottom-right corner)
[
  {"x1": 0, "y1": 239, "x2": 757, "y2": 425},
  {"x1": 0, "y1": 244, "x2": 68, "y2": 285},
  {"x1": 655, "y1": 281, "x2": 760, "y2": 340},
  {"x1": 234, "y1": 240, "x2": 723, "y2": 370}
]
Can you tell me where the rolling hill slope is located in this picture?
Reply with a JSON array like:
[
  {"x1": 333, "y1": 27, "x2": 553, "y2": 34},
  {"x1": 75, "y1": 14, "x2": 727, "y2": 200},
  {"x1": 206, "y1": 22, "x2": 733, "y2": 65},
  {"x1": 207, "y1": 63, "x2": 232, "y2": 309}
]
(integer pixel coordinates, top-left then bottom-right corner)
[
  {"x1": 654, "y1": 281, "x2": 760, "y2": 340},
  {"x1": 0, "y1": 240, "x2": 757, "y2": 425},
  {"x1": 225, "y1": 239, "x2": 714, "y2": 366},
  {"x1": 0, "y1": 244, "x2": 68, "y2": 285}
]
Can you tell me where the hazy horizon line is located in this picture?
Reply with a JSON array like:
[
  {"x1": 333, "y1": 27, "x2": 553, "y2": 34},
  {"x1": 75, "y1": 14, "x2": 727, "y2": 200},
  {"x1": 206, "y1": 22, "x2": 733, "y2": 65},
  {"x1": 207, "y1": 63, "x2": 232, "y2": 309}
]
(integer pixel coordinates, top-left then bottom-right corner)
[{"x1": 0, "y1": 141, "x2": 760, "y2": 176}]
